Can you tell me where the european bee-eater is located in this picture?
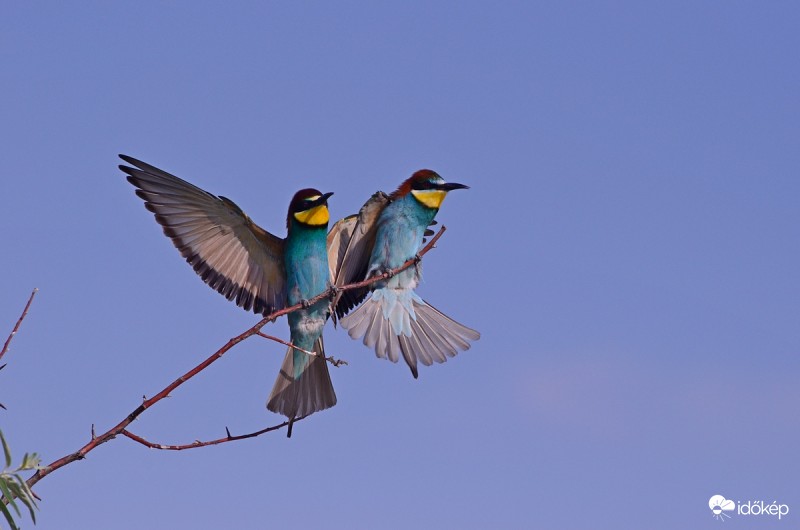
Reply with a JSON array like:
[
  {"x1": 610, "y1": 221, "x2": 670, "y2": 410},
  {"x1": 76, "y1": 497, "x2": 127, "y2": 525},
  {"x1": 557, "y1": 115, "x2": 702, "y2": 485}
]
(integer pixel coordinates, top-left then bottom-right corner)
[
  {"x1": 120, "y1": 155, "x2": 336, "y2": 434},
  {"x1": 328, "y1": 170, "x2": 479, "y2": 378}
]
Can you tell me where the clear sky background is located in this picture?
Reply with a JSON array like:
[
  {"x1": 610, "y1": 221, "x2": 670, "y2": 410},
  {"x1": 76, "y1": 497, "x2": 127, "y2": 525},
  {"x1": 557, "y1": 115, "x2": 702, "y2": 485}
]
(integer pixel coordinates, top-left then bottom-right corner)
[{"x1": 2, "y1": 2, "x2": 798, "y2": 529}]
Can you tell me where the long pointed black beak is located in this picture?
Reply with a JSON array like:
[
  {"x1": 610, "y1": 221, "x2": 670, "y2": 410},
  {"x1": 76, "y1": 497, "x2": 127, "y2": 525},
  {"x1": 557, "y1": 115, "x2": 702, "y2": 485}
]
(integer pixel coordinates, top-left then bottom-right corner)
[
  {"x1": 439, "y1": 182, "x2": 469, "y2": 191},
  {"x1": 313, "y1": 192, "x2": 334, "y2": 206}
]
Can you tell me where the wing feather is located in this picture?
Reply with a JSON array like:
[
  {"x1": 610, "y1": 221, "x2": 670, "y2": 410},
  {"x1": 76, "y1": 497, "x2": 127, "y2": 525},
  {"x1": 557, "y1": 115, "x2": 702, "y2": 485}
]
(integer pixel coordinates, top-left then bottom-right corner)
[
  {"x1": 120, "y1": 155, "x2": 287, "y2": 316},
  {"x1": 326, "y1": 191, "x2": 390, "y2": 321}
]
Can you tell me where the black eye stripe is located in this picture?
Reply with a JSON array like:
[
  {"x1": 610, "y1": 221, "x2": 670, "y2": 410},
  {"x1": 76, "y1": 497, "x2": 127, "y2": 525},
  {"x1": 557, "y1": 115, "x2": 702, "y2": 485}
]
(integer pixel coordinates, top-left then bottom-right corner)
[
  {"x1": 297, "y1": 196, "x2": 323, "y2": 209},
  {"x1": 412, "y1": 180, "x2": 439, "y2": 190}
]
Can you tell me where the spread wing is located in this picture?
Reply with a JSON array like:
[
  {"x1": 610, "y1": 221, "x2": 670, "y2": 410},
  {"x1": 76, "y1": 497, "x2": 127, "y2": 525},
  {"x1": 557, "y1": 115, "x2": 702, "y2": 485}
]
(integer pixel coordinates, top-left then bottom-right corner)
[
  {"x1": 120, "y1": 154, "x2": 287, "y2": 316},
  {"x1": 327, "y1": 191, "x2": 390, "y2": 321}
]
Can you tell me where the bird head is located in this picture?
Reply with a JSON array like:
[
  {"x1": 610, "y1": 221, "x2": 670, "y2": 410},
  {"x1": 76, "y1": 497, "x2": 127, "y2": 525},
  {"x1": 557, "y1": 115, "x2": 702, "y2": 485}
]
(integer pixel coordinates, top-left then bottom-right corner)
[
  {"x1": 391, "y1": 170, "x2": 469, "y2": 209},
  {"x1": 287, "y1": 188, "x2": 334, "y2": 229}
]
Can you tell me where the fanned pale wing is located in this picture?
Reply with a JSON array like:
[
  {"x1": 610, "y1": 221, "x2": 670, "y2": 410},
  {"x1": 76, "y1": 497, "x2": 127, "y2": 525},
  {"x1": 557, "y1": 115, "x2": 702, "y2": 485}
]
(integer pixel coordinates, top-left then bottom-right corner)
[
  {"x1": 120, "y1": 155, "x2": 287, "y2": 316},
  {"x1": 326, "y1": 191, "x2": 390, "y2": 321}
]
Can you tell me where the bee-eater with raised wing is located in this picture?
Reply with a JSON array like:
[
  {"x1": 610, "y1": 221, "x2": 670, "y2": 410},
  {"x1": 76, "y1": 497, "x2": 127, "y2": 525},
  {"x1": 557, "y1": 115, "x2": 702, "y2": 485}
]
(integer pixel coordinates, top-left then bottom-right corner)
[
  {"x1": 120, "y1": 155, "x2": 336, "y2": 435},
  {"x1": 328, "y1": 170, "x2": 479, "y2": 378}
]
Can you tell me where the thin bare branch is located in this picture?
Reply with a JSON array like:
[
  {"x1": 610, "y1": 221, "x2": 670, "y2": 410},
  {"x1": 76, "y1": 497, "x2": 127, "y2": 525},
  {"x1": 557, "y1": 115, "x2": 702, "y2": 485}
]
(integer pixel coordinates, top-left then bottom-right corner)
[
  {"x1": 24, "y1": 226, "x2": 447, "y2": 492},
  {"x1": 119, "y1": 418, "x2": 306, "y2": 450},
  {"x1": 255, "y1": 332, "x2": 315, "y2": 355},
  {"x1": 1, "y1": 288, "x2": 38, "y2": 362},
  {"x1": 255, "y1": 332, "x2": 348, "y2": 366}
]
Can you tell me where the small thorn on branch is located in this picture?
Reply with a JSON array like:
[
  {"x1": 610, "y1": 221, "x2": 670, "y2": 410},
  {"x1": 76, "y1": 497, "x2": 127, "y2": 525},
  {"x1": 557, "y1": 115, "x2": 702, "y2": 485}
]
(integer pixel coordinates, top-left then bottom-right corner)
[{"x1": 121, "y1": 418, "x2": 300, "y2": 450}]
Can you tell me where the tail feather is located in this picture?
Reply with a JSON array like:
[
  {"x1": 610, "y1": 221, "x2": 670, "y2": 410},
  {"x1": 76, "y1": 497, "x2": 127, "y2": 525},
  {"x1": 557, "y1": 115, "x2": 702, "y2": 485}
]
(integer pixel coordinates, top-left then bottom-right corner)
[
  {"x1": 267, "y1": 337, "x2": 337, "y2": 425},
  {"x1": 415, "y1": 302, "x2": 476, "y2": 352},
  {"x1": 387, "y1": 323, "x2": 402, "y2": 365},
  {"x1": 406, "y1": 319, "x2": 442, "y2": 364},
  {"x1": 399, "y1": 331, "x2": 430, "y2": 367},
  {"x1": 363, "y1": 303, "x2": 383, "y2": 349},
  {"x1": 397, "y1": 334, "x2": 421, "y2": 378},
  {"x1": 340, "y1": 288, "x2": 480, "y2": 378},
  {"x1": 344, "y1": 300, "x2": 371, "y2": 338},
  {"x1": 414, "y1": 312, "x2": 456, "y2": 360}
]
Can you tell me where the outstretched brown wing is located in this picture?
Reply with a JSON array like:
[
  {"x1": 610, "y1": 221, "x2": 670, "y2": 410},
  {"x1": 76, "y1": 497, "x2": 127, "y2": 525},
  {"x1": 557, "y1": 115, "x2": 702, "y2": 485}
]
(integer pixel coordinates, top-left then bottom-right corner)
[{"x1": 121, "y1": 155, "x2": 287, "y2": 316}]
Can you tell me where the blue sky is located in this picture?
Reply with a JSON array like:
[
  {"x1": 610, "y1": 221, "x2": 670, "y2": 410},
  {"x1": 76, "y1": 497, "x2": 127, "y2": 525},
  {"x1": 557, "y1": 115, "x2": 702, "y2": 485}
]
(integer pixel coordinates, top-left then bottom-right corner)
[{"x1": 2, "y1": 2, "x2": 798, "y2": 528}]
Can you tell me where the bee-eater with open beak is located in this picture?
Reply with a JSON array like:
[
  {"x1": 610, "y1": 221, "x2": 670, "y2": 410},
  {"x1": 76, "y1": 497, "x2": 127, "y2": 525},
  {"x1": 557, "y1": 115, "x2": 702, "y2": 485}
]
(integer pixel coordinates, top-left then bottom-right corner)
[
  {"x1": 328, "y1": 169, "x2": 479, "y2": 378},
  {"x1": 120, "y1": 155, "x2": 336, "y2": 435}
]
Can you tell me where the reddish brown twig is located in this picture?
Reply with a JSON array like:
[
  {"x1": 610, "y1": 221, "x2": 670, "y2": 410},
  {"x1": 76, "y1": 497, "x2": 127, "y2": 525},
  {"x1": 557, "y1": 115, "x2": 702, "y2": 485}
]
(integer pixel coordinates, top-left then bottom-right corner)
[
  {"x1": 1, "y1": 288, "x2": 38, "y2": 362},
  {"x1": 256, "y1": 332, "x2": 348, "y2": 367},
  {"x1": 256, "y1": 332, "x2": 314, "y2": 355},
  {"x1": 120, "y1": 418, "x2": 305, "y2": 450},
  {"x1": 24, "y1": 226, "x2": 447, "y2": 491}
]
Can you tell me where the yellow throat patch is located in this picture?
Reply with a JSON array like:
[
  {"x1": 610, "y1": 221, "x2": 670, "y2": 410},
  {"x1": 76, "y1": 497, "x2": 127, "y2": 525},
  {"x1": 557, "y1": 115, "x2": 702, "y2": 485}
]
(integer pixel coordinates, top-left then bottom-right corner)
[
  {"x1": 411, "y1": 189, "x2": 447, "y2": 209},
  {"x1": 294, "y1": 202, "x2": 329, "y2": 226}
]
